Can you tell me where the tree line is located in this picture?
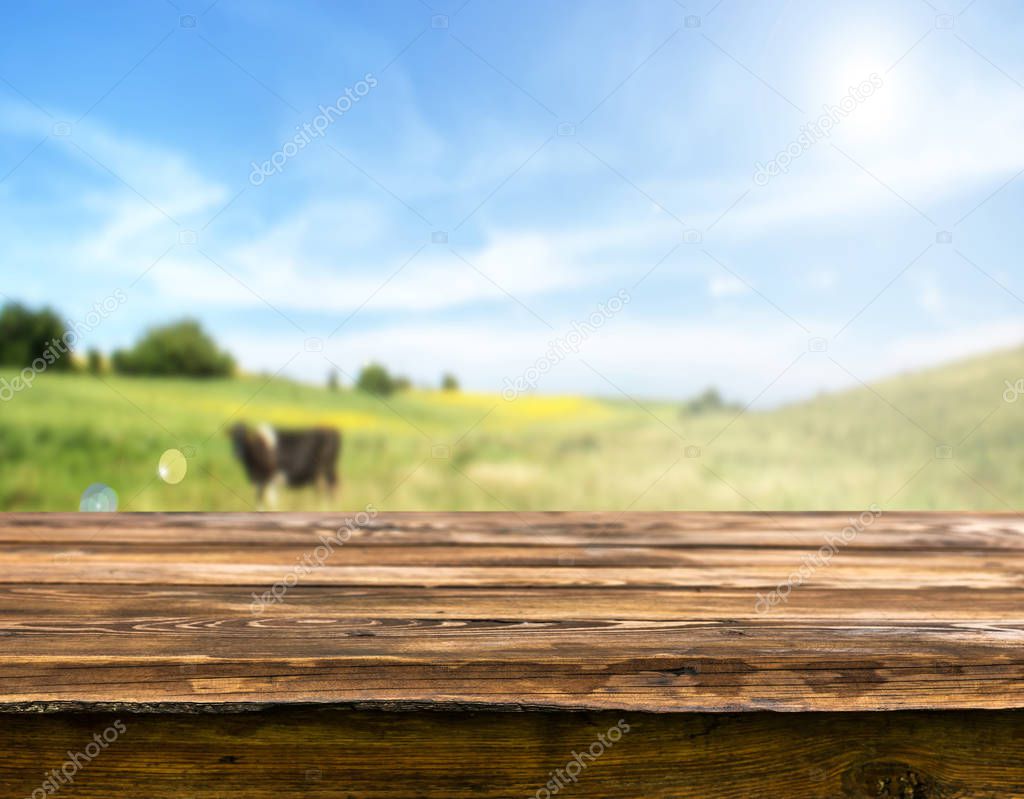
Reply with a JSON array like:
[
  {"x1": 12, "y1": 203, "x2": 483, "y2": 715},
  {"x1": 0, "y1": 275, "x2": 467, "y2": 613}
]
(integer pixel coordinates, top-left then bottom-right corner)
[{"x1": 0, "y1": 302, "x2": 459, "y2": 394}]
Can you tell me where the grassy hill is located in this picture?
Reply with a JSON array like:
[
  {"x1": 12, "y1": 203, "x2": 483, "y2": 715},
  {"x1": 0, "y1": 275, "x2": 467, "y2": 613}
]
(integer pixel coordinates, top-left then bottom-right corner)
[{"x1": 0, "y1": 346, "x2": 1021, "y2": 511}]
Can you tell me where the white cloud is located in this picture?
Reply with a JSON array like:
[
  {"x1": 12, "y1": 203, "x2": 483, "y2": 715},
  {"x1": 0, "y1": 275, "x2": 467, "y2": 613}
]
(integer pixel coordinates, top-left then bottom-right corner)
[
  {"x1": 866, "y1": 319, "x2": 1024, "y2": 378},
  {"x1": 809, "y1": 268, "x2": 838, "y2": 291},
  {"x1": 694, "y1": 70, "x2": 1024, "y2": 236},
  {"x1": 221, "y1": 311, "x2": 1024, "y2": 406},
  {"x1": 0, "y1": 101, "x2": 229, "y2": 281},
  {"x1": 708, "y1": 274, "x2": 749, "y2": 297},
  {"x1": 917, "y1": 278, "x2": 946, "y2": 314},
  {"x1": 142, "y1": 208, "x2": 682, "y2": 315},
  {"x1": 147, "y1": 228, "x2": 595, "y2": 315}
]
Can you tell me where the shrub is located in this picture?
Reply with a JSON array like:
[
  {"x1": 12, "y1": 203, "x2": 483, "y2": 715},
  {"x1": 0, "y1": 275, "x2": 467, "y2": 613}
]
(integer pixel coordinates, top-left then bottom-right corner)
[
  {"x1": 0, "y1": 302, "x2": 73, "y2": 371},
  {"x1": 112, "y1": 319, "x2": 235, "y2": 377},
  {"x1": 441, "y1": 372, "x2": 459, "y2": 392},
  {"x1": 356, "y1": 362, "x2": 396, "y2": 396}
]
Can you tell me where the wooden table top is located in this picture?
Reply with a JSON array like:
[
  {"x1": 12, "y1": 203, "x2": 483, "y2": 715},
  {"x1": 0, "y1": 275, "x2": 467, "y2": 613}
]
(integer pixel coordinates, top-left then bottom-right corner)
[{"x1": 2, "y1": 511, "x2": 1023, "y2": 713}]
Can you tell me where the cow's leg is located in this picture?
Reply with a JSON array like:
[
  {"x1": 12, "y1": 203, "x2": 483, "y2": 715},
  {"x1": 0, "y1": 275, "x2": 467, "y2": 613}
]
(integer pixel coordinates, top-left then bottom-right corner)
[
  {"x1": 324, "y1": 462, "x2": 340, "y2": 505},
  {"x1": 314, "y1": 473, "x2": 333, "y2": 511},
  {"x1": 323, "y1": 458, "x2": 339, "y2": 495},
  {"x1": 265, "y1": 478, "x2": 281, "y2": 511},
  {"x1": 323, "y1": 435, "x2": 341, "y2": 508}
]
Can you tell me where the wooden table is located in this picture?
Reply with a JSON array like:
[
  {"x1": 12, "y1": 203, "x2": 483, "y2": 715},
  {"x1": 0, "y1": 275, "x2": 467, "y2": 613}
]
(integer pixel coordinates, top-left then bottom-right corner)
[{"x1": 3, "y1": 512, "x2": 1024, "y2": 797}]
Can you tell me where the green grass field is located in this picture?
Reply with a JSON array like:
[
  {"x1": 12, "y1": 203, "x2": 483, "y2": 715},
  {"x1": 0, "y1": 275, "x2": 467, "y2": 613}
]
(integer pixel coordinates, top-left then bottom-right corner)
[{"x1": 1, "y1": 345, "x2": 1022, "y2": 511}]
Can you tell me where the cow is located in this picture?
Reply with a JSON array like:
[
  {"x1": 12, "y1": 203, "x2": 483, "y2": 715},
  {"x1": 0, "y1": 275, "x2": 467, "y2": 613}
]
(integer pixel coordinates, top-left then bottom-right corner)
[{"x1": 229, "y1": 423, "x2": 341, "y2": 509}]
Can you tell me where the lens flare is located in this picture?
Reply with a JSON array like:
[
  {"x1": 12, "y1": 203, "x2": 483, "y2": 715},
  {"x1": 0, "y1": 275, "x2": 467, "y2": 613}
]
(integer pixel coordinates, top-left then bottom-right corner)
[
  {"x1": 159, "y1": 449, "x2": 188, "y2": 485},
  {"x1": 80, "y1": 484, "x2": 118, "y2": 512}
]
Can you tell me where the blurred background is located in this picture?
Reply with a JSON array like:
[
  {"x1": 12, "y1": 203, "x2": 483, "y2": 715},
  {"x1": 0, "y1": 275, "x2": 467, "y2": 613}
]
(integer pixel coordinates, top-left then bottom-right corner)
[{"x1": 0, "y1": 0, "x2": 1022, "y2": 511}]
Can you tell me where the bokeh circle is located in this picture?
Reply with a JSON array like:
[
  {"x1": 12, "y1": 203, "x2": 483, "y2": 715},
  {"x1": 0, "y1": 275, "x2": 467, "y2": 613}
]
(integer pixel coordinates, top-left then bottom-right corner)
[
  {"x1": 158, "y1": 449, "x2": 188, "y2": 485},
  {"x1": 80, "y1": 483, "x2": 118, "y2": 512}
]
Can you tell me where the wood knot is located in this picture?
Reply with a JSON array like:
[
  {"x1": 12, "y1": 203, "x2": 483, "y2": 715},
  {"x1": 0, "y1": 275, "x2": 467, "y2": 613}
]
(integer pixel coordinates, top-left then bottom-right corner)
[
  {"x1": 843, "y1": 761, "x2": 942, "y2": 799},
  {"x1": 662, "y1": 663, "x2": 701, "y2": 676}
]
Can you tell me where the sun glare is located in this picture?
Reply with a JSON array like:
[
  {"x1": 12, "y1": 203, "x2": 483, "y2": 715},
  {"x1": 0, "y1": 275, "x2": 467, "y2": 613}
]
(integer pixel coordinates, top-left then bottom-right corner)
[{"x1": 819, "y1": 53, "x2": 903, "y2": 140}]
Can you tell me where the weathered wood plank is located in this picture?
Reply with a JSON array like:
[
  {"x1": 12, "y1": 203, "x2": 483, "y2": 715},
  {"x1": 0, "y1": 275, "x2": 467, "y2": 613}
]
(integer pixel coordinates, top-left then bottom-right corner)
[
  {"x1": 3, "y1": 628, "x2": 1024, "y2": 711},
  {"x1": 4, "y1": 707, "x2": 1024, "y2": 798},
  {"x1": 3, "y1": 513, "x2": 1024, "y2": 712},
  {"x1": 2, "y1": 584, "x2": 1022, "y2": 622},
  {"x1": 4, "y1": 511, "x2": 1024, "y2": 549},
  {"x1": 3, "y1": 547, "x2": 1024, "y2": 588}
]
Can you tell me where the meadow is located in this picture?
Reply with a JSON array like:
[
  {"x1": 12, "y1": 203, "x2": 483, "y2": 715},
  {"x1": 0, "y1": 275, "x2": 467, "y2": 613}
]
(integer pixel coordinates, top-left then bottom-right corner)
[{"x1": 1, "y1": 345, "x2": 1022, "y2": 512}]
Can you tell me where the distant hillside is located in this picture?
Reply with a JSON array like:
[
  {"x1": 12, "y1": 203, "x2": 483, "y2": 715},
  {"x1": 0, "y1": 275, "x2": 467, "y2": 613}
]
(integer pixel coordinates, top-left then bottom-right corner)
[{"x1": 0, "y1": 346, "x2": 1021, "y2": 511}]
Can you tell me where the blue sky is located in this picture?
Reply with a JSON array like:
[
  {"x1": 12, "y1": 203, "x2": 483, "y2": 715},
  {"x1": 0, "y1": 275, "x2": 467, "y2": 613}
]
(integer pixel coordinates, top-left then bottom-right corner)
[{"x1": 1, "y1": 0, "x2": 1022, "y2": 403}]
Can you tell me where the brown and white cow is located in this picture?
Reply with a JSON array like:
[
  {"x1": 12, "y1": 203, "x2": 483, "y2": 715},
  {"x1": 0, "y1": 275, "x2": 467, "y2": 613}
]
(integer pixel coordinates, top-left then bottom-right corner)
[{"x1": 229, "y1": 423, "x2": 341, "y2": 508}]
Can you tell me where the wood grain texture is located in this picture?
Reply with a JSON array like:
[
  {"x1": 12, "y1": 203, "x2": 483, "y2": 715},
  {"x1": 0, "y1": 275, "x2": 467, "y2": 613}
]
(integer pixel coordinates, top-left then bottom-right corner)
[
  {"x1": 2, "y1": 512, "x2": 1024, "y2": 712},
  {"x1": 5, "y1": 708, "x2": 1024, "y2": 798}
]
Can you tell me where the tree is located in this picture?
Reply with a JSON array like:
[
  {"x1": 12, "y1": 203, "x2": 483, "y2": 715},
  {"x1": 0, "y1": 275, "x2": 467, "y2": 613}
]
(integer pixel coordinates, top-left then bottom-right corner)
[
  {"x1": 0, "y1": 302, "x2": 72, "y2": 370},
  {"x1": 356, "y1": 362, "x2": 396, "y2": 396},
  {"x1": 441, "y1": 372, "x2": 459, "y2": 392},
  {"x1": 327, "y1": 368, "x2": 340, "y2": 391},
  {"x1": 685, "y1": 387, "x2": 739, "y2": 415},
  {"x1": 86, "y1": 349, "x2": 104, "y2": 375},
  {"x1": 112, "y1": 319, "x2": 235, "y2": 377}
]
